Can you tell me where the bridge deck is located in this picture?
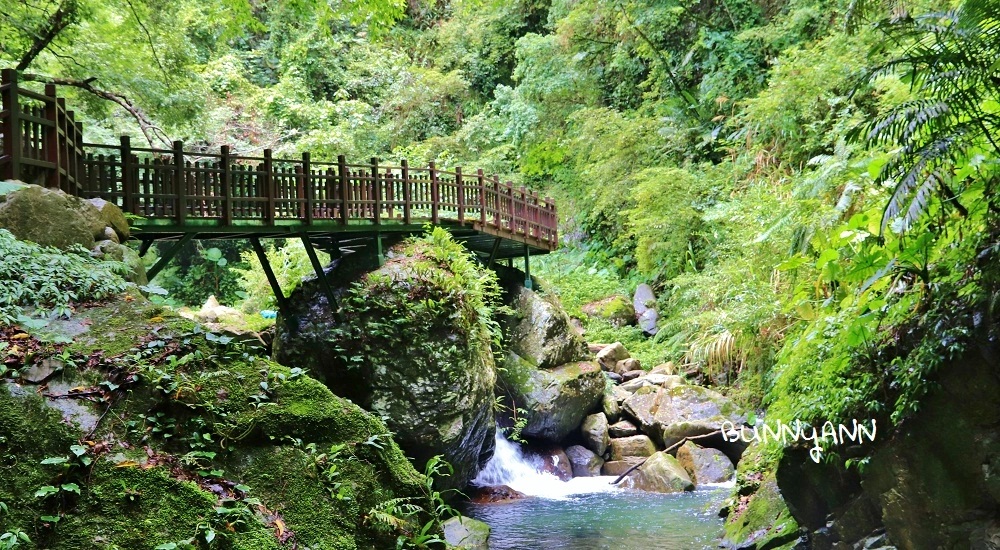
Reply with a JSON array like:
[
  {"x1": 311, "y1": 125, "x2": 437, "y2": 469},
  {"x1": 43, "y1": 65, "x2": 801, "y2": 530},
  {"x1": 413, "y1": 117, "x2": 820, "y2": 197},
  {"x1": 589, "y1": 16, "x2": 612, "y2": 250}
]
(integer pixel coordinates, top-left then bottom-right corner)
[{"x1": 0, "y1": 69, "x2": 557, "y2": 261}]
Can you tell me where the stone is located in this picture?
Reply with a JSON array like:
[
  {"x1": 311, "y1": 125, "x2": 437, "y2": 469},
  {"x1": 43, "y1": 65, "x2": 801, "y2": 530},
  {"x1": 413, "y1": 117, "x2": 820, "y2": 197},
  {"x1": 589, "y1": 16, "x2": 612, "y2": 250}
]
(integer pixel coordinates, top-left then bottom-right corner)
[
  {"x1": 614, "y1": 357, "x2": 640, "y2": 375},
  {"x1": 637, "y1": 308, "x2": 659, "y2": 336},
  {"x1": 605, "y1": 371, "x2": 622, "y2": 384},
  {"x1": 622, "y1": 384, "x2": 746, "y2": 450},
  {"x1": 498, "y1": 354, "x2": 605, "y2": 443},
  {"x1": 0, "y1": 185, "x2": 100, "y2": 250},
  {"x1": 88, "y1": 198, "x2": 130, "y2": 241},
  {"x1": 621, "y1": 369, "x2": 644, "y2": 382},
  {"x1": 22, "y1": 358, "x2": 62, "y2": 384},
  {"x1": 588, "y1": 343, "x2": 610, "y2": 354},
  {"x1": 649, "y1": 362, "x2": 677, "y2": 376},
  {"x1": 596, "y1": 342, "x2": 630, "y2": 371},
  {"x1": 581, "y1": 412, "x2": 610, "y2": 456},
  {"x1": 626, "y1": 452, "x2": 694, "y2": 493},
  {"x1": 619, "y1": 374, "x2": 683, "y2": 393},
  {"x1": 609, "y1": 435, "x2": 656, "y2": 461},
  {"x1": 468, "y1": 485, "x2": 526, "y2": 504},
  {"x1": 676, "y1": 441, "x2": 735, "y2": 484},
  {"x1": 581, "y1": 294, "x2": 635, "y2": 327},
  {"x1": 611, "y1": 385, "x2": 631, "y2": 405},
  {"x1": 602, "y1": 457, "x2": 645, "y2": 476},
  {"x1": 92, "y1": 239, "x2": 147, "y2": 285},
  {"x1": 443, "y1": 516, "x2": 490, "y2": 550},
  {"x1": 603, "y1": 390, "x2": 621, "y2": 423},
  {"x1": 527, "y1": 446, "x2": 572, "y2": 481},
  {"x1": 609, "y1": 419, "x2": 639, "y2": 438},
  {"x1": 566, "y1": 445, "x2": 604, "y2": 477},
  {"x1": 506, "y1": 287, "x2": 589, "y2": 369},
  {"x1": 632, "y1": 284, "x2": 655, "y2": 316},
  {"x1": 102, "y1": 226, "x2": 120, "y2": 244}
]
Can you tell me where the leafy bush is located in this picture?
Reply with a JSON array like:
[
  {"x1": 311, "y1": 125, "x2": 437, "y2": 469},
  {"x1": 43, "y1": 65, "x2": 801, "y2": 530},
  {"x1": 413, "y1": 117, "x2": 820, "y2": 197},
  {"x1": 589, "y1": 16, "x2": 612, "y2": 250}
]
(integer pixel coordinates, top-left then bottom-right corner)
[
  {"x1": 0, "y1": 229, "x2": 129, "y2": 324},
  {"x1": 234, "y1": 239, "x2": 330, "y2": 314}
]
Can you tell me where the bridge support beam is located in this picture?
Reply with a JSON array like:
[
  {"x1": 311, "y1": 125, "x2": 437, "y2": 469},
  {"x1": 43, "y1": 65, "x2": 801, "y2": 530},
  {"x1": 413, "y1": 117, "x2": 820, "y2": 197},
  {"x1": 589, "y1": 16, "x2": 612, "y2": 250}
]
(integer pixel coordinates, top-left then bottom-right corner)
[
  {"x1": 301, "y1": 233, "x2": 342, "y2": 323},
  {"x1": 523, "y1": 243, "x2": 533, "y2": 290},
  {"x1": 250, "y1": 237, "x2": 288, "y2": 313},
  {"x1": 486, "y1": 237, "x2": 502, "y2": 269},
  {"x1": 375, "y1": 232, "x2": 385, "y2": 266},
  {"x1": 146, "y1": 233, "x2": 195, "y2": 281}
]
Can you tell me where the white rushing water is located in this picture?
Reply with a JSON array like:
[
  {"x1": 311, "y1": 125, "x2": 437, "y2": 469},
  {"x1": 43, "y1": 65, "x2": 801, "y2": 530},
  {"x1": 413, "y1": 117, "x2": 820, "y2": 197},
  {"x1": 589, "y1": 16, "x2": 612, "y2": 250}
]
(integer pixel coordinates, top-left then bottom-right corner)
[{"x1": 471, "y1": 429, "x2": 621, "y2": 499}]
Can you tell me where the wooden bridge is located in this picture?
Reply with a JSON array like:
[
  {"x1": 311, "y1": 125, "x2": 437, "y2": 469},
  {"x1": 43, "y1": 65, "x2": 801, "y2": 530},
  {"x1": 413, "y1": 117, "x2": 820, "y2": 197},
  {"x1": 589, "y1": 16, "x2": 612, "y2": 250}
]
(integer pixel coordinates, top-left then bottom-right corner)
[{"x1": 0, "y1": 69, "x2": 556, "y2": 304}]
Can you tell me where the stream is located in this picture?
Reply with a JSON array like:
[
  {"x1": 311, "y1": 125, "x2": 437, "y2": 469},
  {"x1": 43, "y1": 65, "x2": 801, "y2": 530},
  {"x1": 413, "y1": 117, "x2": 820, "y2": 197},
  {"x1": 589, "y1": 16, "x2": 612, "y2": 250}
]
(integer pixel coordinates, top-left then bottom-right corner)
[{"x1": 461, "y1": 432, "x2": 731, "y2": 549}]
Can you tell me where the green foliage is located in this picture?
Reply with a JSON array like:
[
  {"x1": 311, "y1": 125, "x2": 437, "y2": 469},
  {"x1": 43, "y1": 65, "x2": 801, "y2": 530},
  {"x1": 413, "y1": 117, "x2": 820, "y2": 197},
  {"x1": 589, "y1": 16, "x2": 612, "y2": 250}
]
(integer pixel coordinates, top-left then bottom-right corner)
[
  {"x1": 367, "y1": 455, "x2": 457, "y2": 549},
  {"x1": 234, "y1": 239, "x2": 329, "y2": 314},
  {"x1": 152, "y1": 240, "x2": 247, "y2": 307},
  {"x1": 0, "y1": 229, "x2": 129, "y2": 324}
]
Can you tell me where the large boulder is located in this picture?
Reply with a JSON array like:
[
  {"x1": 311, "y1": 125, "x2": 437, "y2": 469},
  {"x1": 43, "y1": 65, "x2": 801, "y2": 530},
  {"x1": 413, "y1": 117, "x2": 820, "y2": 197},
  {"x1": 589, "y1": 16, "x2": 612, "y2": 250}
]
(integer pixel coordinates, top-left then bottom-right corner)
[
  {"x1": 581, "y1": 295, "x2": 635, "y2": 327},
  {"x1": 622, "y1": 383, "x2": 747, "y2": 450},
  {"x1": 505, "y1": 287, "x2": 589, "y2": 369},
  {"x1": 595, "y1": 342, "x2": 630, "y2": 371},
  {"x1": 0, "y1": 185, "x2": 102, "y2": 249},
  {"x1": 627, "y1": 452, "x2": 694, "y2": 493},
  {"x1": 566, "y1": 445, "x2": 604, "y2": 477},
  {"x1": 581, "y1": 412, "x2": 610, "y2": 456},
  {"x1": 497, "y1": 353, "x2": 605, "y2": 443},
  {"x1": 676, "y1": 441, "x2": 735, "y2": 484},
  {"x1": 609, "y1": 435, "x2": 657, "y2": 461},
  {"x1": 275, "y1": 232, "x2": 498, "y2": 490},
  {"x1": 633, "y1": 284, "x2": 659, "y2": 336}
]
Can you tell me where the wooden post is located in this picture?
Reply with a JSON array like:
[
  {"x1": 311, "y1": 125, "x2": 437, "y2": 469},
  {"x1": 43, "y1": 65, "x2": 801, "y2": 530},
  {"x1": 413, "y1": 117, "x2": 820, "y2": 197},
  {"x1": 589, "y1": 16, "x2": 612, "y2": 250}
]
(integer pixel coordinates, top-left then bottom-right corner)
[
  {"x1": 478, "y1": 169, "x2": 487, "y2": 225},
  {"x1": 263, "y1": 148, "x2": 274, "y2": 225},
  {"x1": 492, "y1": 175, "x2": 501, "y2": 227},
  {"x1": 401, "y1": 159, "x2": 412, "y2": 225},
  {"x1": 337, "y1": 154, "x2": 349, "y2": 226},
  {"x1": 1, "y1": 69, "x2": 22, "y2": 182},
  {"x1": 303, "y1": 152, "x2": 313, "y2": 225},
  {"x1": 120, "y1": 135, "x2": 133, "y2": 212},
  {"x1": 456, "y1": 166, "x2": 465, "y2": 224},
  {"x1": 221, "y1": 145, "x2": 233, "y2": 226},
  {"x1": 43, "y1": 85, "x2": 61, "y2": 191},
  {"x1": 173, "y1": 140, "x2": 186, "y2": 225},
  {"x1": 429, "y1": 161, "x2": 440, "y2": 225},
  {"x1": 371, "y1": 157, "x2": 381, "y2": 225}
]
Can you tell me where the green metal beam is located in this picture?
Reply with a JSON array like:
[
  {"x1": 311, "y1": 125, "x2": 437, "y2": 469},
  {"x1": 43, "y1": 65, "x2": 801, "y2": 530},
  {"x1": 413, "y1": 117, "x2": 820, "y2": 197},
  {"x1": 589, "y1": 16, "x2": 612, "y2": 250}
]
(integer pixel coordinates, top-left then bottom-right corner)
[
  {"x1": 301, "y1": 233, "x2": 342, "y2": 323},
  {"x1": 523, "y1": 243, "x2": 533, "y2": 290},
  {"x1": 249, "y1": 237, "x2": 288, "y2": 313},
  {"x1": 146, "y1": 233, "x2": 195, "y2": 281},
  {"x1": 486, "y1": 237, "x2": 502, "y2": 269}
]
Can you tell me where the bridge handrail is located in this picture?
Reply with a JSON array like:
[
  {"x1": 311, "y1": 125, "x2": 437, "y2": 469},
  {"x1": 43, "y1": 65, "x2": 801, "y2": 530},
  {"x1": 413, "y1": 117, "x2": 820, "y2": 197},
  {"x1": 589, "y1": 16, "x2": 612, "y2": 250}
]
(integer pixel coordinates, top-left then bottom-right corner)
[{"x1": 0, "y1": 69, "x2": 558, "y2": 250}]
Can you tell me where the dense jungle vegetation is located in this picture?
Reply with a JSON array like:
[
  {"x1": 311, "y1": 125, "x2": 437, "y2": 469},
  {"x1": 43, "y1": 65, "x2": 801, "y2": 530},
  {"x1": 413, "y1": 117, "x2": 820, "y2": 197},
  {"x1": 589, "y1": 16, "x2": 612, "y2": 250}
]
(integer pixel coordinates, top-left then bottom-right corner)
[{"x1": 3, "y1": 0, "x2": 999, "y2": 439}]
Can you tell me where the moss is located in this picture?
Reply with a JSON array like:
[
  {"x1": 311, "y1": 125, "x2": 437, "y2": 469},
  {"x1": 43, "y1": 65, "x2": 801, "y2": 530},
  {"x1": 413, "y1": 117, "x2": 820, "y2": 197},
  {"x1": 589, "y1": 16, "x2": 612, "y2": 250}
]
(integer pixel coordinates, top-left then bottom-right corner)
[{"x1": 723, "y1": 446, "x2": 801, "y2": 549}]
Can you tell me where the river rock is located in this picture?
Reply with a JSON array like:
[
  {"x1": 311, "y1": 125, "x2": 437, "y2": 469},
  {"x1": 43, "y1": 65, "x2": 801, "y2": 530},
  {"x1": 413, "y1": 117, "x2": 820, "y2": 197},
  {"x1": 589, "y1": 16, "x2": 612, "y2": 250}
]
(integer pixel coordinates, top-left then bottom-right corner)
[
  {"x1": 676, "y1": 441, "x2": 735, "y2": 484},
  {"x1": 498, "y1": 354, "x2": 605, "y2": 443},
  {"x1": 615, "y1": 357, "x2": 641, "y2": 375},
  {"x1": 603, "y1": 457, "x2": 645, "y2": 476},
  {"x1": 596, "y1": 342, "x2": 630, "y2": 371},
  {"x1": 603, "y1": 390, "x2": 621, "y2": 423},
  {"x1": 581, "y1": 412, "x2": 610, "y2": 456},
  {"x1": 0, "y1": 185, "x2": 103, "y2": 250},
  {"x1": 609, "y1": 435, "x2": 657, "y2": 461},
  {"x1": 621, "y1": 369, "x2": 644, "y2": 382},
  {"x1": 605, "y1": 371, "x2": 622, "y2": 384},
  {"x1": 506, "y1": 287, "x2": 588, "y2": 369},
  {"x1": 622, "y1": 384, "x2": 747, "y2": 451},
  {"x1": 566, "y1": 445, "x2": 604, "y2": 477},
  {"x1": 649, "y1": 362, "x2": 677, "y2": 376},
  {"x1": 637, "y1": 309, "x2": 659, "y2": 336},
  {"x1": 468, "y1": 485, "x2": 526, "y2": 504},
  {"x1": 526, "y1": 446, "x2": 573, "y2": 481},
  {"x1": 443, "y1": 516, "x2": 490, "y2": 549},
  {"x1": 609, "y1": 419, "x2": 639, "y2": 438},
  {"x1": 626, "y1": 452, "x2": 693, "y2": 493},
  {"x1": 620, "y1": 374, "x2": 683, "y2": 393}
]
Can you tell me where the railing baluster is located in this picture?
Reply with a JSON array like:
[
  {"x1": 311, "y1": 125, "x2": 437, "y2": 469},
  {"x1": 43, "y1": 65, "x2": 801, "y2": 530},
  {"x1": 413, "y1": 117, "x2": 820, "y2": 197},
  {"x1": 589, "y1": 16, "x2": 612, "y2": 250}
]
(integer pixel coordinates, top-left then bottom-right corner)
[
  {"x1": 337, "y1": 155, "x2": 349, "y2": 226},
  {"x1": 372, "y1": 157, "x2": 381, "y2": 225}
]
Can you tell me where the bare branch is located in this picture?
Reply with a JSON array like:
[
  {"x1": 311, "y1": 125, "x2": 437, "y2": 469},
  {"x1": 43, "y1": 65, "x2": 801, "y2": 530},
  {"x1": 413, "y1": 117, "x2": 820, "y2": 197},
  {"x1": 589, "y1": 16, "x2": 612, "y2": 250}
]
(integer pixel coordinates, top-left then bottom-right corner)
[{"x1": 16, "y1": 0, "x2": 77, "y2": 71}]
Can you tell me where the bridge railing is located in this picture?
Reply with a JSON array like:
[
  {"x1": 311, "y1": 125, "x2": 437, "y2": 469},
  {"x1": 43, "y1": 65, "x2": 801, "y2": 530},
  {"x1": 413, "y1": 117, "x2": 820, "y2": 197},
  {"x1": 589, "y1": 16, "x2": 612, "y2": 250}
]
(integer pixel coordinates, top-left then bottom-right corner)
[{"x1": 0, "y1": 69, "x2": 558, "y2": 249}]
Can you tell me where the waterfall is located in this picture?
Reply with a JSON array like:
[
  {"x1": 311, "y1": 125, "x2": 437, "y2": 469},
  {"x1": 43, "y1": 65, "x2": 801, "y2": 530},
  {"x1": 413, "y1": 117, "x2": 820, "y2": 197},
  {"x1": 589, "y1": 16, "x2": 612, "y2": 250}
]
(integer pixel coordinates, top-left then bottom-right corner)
[{"x1": 471, "y1": 428, "x2": 619, "y2": 499}]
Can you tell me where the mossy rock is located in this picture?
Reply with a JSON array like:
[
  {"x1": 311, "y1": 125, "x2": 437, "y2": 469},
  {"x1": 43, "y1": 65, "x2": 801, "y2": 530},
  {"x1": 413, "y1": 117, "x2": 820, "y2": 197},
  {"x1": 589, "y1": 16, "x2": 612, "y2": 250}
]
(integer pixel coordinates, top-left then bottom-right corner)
[
  {"x1": 581, "y1": 294, "x2": 636, "y2": 327},
  {"x1": 504, "y1": 287, "x2": 589, "y2": 369},
  {"x1": 722, "y1": 445, "x2": 802, "y2": 549},
  {"x1": 0, "y1": 185, "x2": 103, "y2": 250}
]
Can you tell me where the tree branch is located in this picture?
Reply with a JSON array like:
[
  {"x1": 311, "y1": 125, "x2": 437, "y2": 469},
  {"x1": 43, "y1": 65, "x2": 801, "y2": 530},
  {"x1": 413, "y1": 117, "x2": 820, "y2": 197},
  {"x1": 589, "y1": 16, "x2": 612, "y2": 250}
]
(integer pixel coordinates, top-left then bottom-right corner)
[
  {"x1": 16, "y1": 0, "x2": 77, "y2": 71},
  {"x1": 20, "y1": 73, "x2": 171, "y2": 148}
]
